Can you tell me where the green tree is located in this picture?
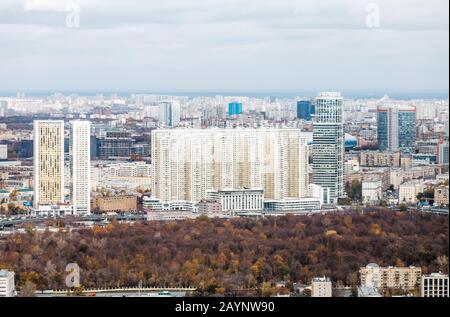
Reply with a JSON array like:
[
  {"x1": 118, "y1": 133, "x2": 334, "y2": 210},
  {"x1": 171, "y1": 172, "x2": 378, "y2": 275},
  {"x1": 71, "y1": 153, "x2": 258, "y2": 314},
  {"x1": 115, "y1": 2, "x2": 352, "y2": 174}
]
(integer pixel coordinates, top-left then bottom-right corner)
[{"x1": 346, "y1": 180, "x2": 362, "y2": 201}]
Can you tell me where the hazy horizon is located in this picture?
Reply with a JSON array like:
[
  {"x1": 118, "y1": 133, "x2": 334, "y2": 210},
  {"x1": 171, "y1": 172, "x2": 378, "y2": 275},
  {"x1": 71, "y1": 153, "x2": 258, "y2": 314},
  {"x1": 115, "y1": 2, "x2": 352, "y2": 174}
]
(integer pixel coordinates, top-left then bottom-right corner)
[{"x1": 0, "y1": 0, "x2": 448, "y2": 92}]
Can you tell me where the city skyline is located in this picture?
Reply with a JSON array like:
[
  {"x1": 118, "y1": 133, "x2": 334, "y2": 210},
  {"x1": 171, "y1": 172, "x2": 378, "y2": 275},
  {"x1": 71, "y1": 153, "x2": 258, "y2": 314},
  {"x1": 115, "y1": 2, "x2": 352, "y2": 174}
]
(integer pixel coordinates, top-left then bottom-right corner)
[{"x1": 0, "y1": 0, "x2": 448, "y2": 303}]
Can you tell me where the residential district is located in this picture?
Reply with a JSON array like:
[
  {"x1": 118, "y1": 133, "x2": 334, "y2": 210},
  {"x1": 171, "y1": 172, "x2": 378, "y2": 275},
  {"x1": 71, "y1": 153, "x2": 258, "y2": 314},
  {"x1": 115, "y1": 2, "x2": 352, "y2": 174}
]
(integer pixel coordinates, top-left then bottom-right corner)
[{"x1": 0, "y1": 91, "x2": 448, "y2": 297}]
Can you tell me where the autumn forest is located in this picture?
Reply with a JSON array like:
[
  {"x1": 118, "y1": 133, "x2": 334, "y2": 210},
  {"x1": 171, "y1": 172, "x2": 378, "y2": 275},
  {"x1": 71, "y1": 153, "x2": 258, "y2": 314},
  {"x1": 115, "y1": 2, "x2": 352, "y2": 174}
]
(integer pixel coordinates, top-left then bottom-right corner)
[{"x1": 0, "y1": 211, "x2": 448, "y2": 296}]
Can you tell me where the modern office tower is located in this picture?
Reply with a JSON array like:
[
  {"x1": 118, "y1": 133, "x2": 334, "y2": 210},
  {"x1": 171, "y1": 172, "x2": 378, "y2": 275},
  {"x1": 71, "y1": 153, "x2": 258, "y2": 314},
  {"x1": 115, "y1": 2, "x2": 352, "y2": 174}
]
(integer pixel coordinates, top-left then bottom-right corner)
[
  {"x1": 98, "y1": 131, "x2": 134, "y2": 159},
  {"x1": 377, "y1": 105, "x2": 416, "y2": 152},
  {"x1": 228, "y1": 102, "x2": 243, "y2": 116},
  {"x1": 159, "y1": 100, "x2": 181, "y2": 127},
  {"x1": 152, "y1": 128, "x2": 309, "y2": 203},
  {"x1": 0, "y1": 270, "x2": 15, "y2": 297},
  {"x1": 33, "y1": 120, "x2": 65, "y2": 208},
  {"x1": 70, "y1": 121, "x2": 91, "y2": 215},
  {"x1": 421, "y1": 273, "x2": 449, "y2": 297},
  {"x1": 438, "y1": 141, "x2": 449, "y2": 165},
  {"x1": 297, "y1": 100, "x2": 314, "y2": 120},
  {"x1": 312, "y1": 92, "x2": 344, "y2": 203}
]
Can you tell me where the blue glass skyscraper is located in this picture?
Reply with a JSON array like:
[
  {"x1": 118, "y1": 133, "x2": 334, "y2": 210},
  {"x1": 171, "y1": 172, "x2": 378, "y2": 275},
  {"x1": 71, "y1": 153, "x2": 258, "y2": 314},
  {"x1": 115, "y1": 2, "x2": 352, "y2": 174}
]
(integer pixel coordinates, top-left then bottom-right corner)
[
  {"x1": 297, "y1": 100, "x2": 314, "y2": 120},
  {"x1": 228, "y1": 102, "x2": 243, "y2": 116},
  {"x1": 377, "y1": 105, "x2": 416, "y2": 152}
]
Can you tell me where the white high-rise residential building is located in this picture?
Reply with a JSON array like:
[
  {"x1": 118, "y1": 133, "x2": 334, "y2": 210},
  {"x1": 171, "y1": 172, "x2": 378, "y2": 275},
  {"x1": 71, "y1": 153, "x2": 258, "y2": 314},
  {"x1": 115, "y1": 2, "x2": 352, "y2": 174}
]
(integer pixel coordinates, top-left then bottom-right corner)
[
  {"x1": 421, "y1": 273, "x2": 449, "y2": 297},
  {"x1": 313, "y1": 92, "x2": 344, "y2": 203},
  {"x1": 33, "y1": 120, "x2": 65, "y2": 208},
  {"x1": 0, "y1": 270, "x2": 15, "y2": 297},
  {"x1": 152, "y1": 128, "x2": 309, "y2": 203},
  {"x1": 311, "y1": 277, "x2": 332, "y2": 297},
  {"x1": 70, "y1": 121, "x2": 91, "y2": 215},
  {"x1": 159, "y1": 100, "x2": 181, "y2": 127}
]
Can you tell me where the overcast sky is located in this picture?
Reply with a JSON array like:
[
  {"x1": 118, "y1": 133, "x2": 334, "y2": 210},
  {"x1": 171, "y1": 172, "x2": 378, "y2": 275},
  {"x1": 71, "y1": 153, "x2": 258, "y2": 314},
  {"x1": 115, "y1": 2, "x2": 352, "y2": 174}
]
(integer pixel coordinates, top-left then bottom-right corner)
[{"x1": 0, "y1": 0, "x2": 448, "y2": 93}]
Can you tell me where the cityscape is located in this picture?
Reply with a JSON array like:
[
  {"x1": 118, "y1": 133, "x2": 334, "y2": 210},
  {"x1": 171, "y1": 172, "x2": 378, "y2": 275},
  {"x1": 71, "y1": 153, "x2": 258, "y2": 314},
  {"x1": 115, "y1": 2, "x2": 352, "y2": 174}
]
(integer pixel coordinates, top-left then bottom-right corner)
[{"x1": 0, "y1": 0, "x2": 448, "y2": 305}]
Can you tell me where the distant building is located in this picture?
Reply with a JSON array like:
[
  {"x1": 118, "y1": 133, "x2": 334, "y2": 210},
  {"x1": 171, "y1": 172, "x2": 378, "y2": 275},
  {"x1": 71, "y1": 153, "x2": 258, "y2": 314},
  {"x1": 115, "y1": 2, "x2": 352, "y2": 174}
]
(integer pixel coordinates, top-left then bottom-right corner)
[
  {"x1": 311, "y1": 277, "x2": 332, "y2": 297},
  {"x1": 92, "y1": 195, "x2": 137, "y2": 213},
  {"x1": 360, "y1": 263, "x2": 421, "y2": 291},
  {"x1": 0, "y1": 144, "x2": 7, "y2": 160},
  {"x1": 434, "y1": 186, "x2": 449, "y2": 207},
  {"x1": 357, "y1": 286, "x2": 382, "y2": 297},
  {"x1": 297, "y1": 100, "x2": 314, "y2": 121},
  {"x1": 421, "y1": 273, "x2": 449, "y2": 297},
  {"x1": 362, "y1": 178, "x2": 382, "y2": 204},
  {"x1": 0, "y1": 270, "x2": 15, "y2": 297},
  {"x1": 91, "y1": 161, "x2": 151, "y2": 190},
  {"x1": 159, "y1": 100, "x2": 181, "y2": 127},
  {"x1": 399, "y1": 181, "x2": 423, "y2": 205},
  {"x1": 377, "y1": 105, "x2": 416, "y2": 152},
  {"x1": 228, "y1": 102, "x2": 243, "y2": 117},
  {"x1": 198, "y1": 199, "x2": 222, "y2": 214},
  {"x1": 307, "y1": 183, "x2": 330, "y2": 205},
  {"x1": 98, "y1": 131, "x2": 134, "y2": 159},
  {"x1": 390, "y1": 168, "x2": 404, "y2": 190},
  {"x1": 142, "y1": 197, "x2": 163, "y2": 211},
  {"x1": 437, "y1": 142, "x2": 449, "y2": 165},
  {"x1": 344, "y1": 159, "x2": 360, "y2": 175},
  {"x1": 263, "y1": 198, "x2": 321, "y2": 214},
  {"x1": 207, "y1": 188, "x2": 264, "y2": 213},
  {"x1": 360, "y1": 151, "x2": 401, "y2": 168}
]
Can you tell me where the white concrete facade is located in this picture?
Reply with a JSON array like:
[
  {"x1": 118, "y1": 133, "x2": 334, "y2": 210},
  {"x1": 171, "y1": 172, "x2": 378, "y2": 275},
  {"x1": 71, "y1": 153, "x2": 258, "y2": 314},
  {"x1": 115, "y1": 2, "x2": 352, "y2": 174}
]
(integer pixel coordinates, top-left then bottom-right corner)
[{"x1": 71, "y1": 121, "x2": 91, "y2": 215}]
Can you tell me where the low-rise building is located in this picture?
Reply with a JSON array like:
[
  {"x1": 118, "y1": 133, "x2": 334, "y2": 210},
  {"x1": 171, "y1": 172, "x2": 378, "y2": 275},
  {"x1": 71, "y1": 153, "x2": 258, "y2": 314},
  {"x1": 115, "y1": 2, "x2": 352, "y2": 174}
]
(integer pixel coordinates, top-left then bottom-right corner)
[
  {"x1": 142, "y1": 197, "x2": 163, "y2": 211},
  {"x1": 311, "y1": 277, "x2": 332, "y2": 297},
  {"x1": 357, "y1": 286, "x2": 382, "y2": 297},
  {"x1": 92, "y1": 195, "x2": 137, "y2": 213},
  {"x1": 390, "y1": 168, "x2": 404, "y2": 190},
  {"x1": 0, "y1": 144, "x2": 7, "y2": 160},
  {"x1": 31, "y1": 204, "x2": 73, "y2": 217},
  {"x1": 360, "y1": 263, "x2": 421, "y2": 291},
  {"x1": 206, "y1": 188, "x2": 264, "y2": 213},
  {"x1": 198, "y1": 200, "x2": 222, "y2": 214},
  {"x1": 360, "y1": 151, "x2": 401, "y2": 168},
  {"x1": 362, "y1": 178, "x2": 382, "y2": 204},
  {"x1": 344, "y1": 159, "x2": 360, "y2": 175},
  {"x1": 421, "y1": 273, "x2": 449, "y2": 297},
  {"x1": 434, "y1": 186, "x2": 449, "y2": 207},
  {"x1": 399, "y1": 181, "x2": 423, "y2": 205},
  {"x1": 307, "y1": 184, "x2": 330, "y2": 205},
  {"x1": 0, "y1": 270, "x2": 15, "y2": 297},
  {"x1": 263, "y1": 198, "x2": 321, "y2": 214}
]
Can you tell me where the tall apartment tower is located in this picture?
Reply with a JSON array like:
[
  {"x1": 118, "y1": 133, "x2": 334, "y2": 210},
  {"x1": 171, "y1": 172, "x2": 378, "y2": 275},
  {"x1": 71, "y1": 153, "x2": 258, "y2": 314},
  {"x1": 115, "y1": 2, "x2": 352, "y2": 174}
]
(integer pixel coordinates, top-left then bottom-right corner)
[
  {"x1": 159, "y1": 100, "x2": 181, "y2": 127},
  {"x1": 152, "y1": 128, "x2": 309, "y2": 203},
  {"x1": 312, "y1": 92, "x2": 344, "y2": 204},
  {"x1": 377, "y1": 105, "x2": 416, "y2": 152},
  {"x1": 33, "y1": 120, "x2": 65, "y2": 207},
  {"x1": 70, "y1": 121, "x2": 91, "y2": 215}
]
